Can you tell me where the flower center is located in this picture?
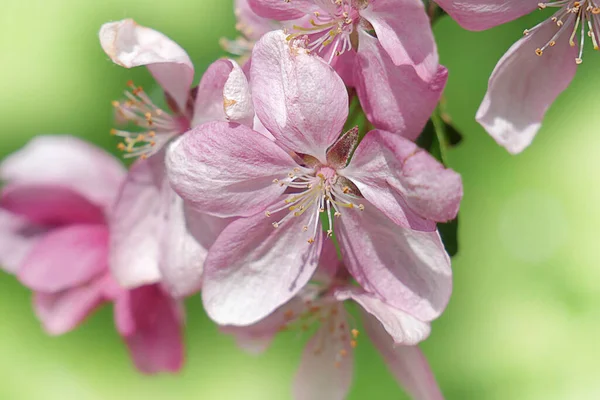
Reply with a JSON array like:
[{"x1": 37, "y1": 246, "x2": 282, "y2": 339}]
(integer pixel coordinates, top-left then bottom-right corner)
[
  {"x1": 266, "y1": 165, "x2": 364, "y2": 244},
  {"x1": 110, "y1": 81, "x2": 189, "y2": 159},
  {"x1": 531, "y1": 1, "x2": 600, "y2": 63},
  {"x1": 285, "y1": 0, "x2": 362, "y2": 62}
]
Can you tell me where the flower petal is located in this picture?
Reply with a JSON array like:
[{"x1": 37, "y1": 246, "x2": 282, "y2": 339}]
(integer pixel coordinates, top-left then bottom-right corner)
[
  {"x1": 355, "y1": 30, "x2": 447, "y2": 140},
  {"x1": 18, "y1": 224, "x2": 109, "y2": 293},
  {"x1": 0, "y1": 135, "x2": 125, "y2": 210},
  {"x1": 361, "y1": 0, "x2": 438, "y2": 81},
  {"x1": 202, "y1": 203, "x2": 323, "y2": 326},
  {"x1": 159, "y1": 192, "x2": 232, "y2": 298},
  {"x1": 476, "y1": 20, "x2": 577, "y2": 154},
  {"x1": 337, "y1": 201, "x2": 452, "y2": 321},
  {"x1": 334, "y1": 286, "x2": 430, "y2": 346},
  {"x1": 192, "y1": 59, "x2": 254, "y2": 128},
  {"x1": 114, "y1": 284, "x2": 184, "y2": 374},
  {"x1": 251, "y1": 30, "x2": 348, "y2": 161},
  {"x1": 1, "y1": 184, "x2": 105, "y2": 226},
  {"x1": 364, "y1": 312, "x2": 444, "y2": 400},
  {"x1": 247, "y1": 0, "x2": 316, "y2": 20},
  {"x1": 434, "y1": 0, "x2": 539, "y2": 31},
  {"x1": 99, "y1": 18, "x2": 194, "y2": 112},
  {"x1": 0, "y1": 211, "x2": 43, "y2": 274},
  {"x1": 109, "y1": 155, "x2": 166, "y2": 288},
  {"x1": 166, "y1": 121, "x2": 298, "y2": 218},
  {"x1": 343, "y1": 130, "x2": 462, "y2": 225},
  {"x1": 293, "y1": 308, "x2": 353, "y2": 400},
  {"x1": 33, "y1": 276, "x2": 109, "y2": 335}
]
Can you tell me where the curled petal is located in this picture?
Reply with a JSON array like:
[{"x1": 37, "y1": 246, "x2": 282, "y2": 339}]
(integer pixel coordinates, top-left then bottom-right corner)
[
  {"x1": 247, "y1": 0, "x2": 316, "y2": 20},
  {"x1": 99, "y1": 18, "x2": 194, "y2": 112},
  {"x1": 476, "y1": 20, "x2": 577, "y2": 154},
  {"x1": 0, "y1": 210, "x2": 43, "y2": 274}
]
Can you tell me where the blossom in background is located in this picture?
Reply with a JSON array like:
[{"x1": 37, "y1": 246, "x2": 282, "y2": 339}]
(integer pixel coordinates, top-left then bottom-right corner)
[
  {"x1": 167, "y1": 31, "x2": 462, "y2": 327},
  {"x1": 433, "y1": 0, "x2": 585, "y2": 153},
  {"x1": 221, "y1": 0, "x2": 282, "y2": 63},
  {"x1": 0, "y1": 136, "x2": 184, "y2": 374},
  {"x1": 224, "y1": 243, "x2": 443, "y2": 400},
  {"x1": 99, "y1": 19, "x2": 253, "y2": 297},
  {"x1": 245, "y1": 0, "x2": 448, "y2": 140}
]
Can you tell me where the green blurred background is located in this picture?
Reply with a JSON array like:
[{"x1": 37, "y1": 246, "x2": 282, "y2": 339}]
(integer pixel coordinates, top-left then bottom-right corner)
[{"x1": 1, "y1": 1, "x2": 599, "y2": 399}]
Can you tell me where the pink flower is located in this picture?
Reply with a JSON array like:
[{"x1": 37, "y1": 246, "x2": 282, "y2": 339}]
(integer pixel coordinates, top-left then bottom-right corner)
[
  {"x1": 166, "y1": 31, "x2": 462, "y2": 326},
  {"x1": 246, "y1": 0, "x2": 448, "y2": 140},
  {"x1": 0, "y1": 136, "x2": 184, "y2": 374},
  {"x1": 224, "y1": 243, "x2": 444, "y2": 400},
  {"x1": 99, "y1": 19, "x2": 252, "y2": 296},
  {"x1": 433, "y1": 0, "x2": 582, "y2": 153}
]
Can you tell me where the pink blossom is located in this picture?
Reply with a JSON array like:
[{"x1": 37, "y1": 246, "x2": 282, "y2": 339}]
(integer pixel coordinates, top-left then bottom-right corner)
[
  {"x1": 99, "y1": 19, "x2": 252, "y2": 295},
  {"x1": 433, "y1": 0, "x2": 583, "y2": 153},
  {"x1": 166, "y1": 31, "x2": 462, "y2": 326},
  {"x1": 0, "y1": 136, "x2": 184, "y2": 374},
  {"x1": 224, "y1": 243, "x2": 444, "y2": 400},
  {"x1": 245, "y1": 0, "x2": 447, "y2": 139}
]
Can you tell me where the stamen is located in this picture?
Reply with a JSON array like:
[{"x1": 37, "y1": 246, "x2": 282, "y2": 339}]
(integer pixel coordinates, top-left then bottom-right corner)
[
  {"x1": 284, "y1": 0, "x2": 358, "y2": 62},
  {"x1": 110, "y1": 81, "x2": 184, "y2": 159},
  {"x1": 533, "y1": 0, "x2": 600, "y2": 63}
]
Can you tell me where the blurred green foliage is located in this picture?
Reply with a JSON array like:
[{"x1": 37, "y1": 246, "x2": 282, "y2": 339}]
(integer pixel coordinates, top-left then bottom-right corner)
[{"x1": 1, "y1": 1, "x2": 599, "y2": 399}]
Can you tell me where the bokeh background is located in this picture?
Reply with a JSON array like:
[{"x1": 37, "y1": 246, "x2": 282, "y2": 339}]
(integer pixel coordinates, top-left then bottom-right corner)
[{"x1": 1, "y1": 1, "x2": 599, "y2": 399}]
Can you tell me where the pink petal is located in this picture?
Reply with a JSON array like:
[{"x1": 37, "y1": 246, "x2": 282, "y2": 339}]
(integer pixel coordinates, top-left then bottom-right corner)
[
  {"x1": 192, "y1": 59, "x2": 253, "y2": 128},
  {"x1": 18, "y1": 224, "x2": 109, "y2": 293},
  {"x1": 293, "y1": 309, "x2": 353, "y2": 400},
  {"x1": 337, "y1": 200, "x2": 452, "y2": 322},
  {"x1": 114, "y1": 285, "x2": 184, "y2": 374},
  {"x1": 99, "y1": 19, "x2": 194, "y2": 112},
  {"x1": 166, "y1": 121, "x2": 298, "y2": 218},
  {"x1": 360, "y1": 0, "x2": 438, "y2": 81},
  {"x1": 33, "y1": 276, "x2": 109, "y2": 335},
  {"x1": 1, "y1": 184, "x2": 105, "y2": 226},
  {"x1": 435, "y1": 0, "x2": 539, "y2": 31},
  {"x1": 0, "y1": 210, "x2": 44, "y2": 274},
  {"x1": 343, "y1": 130, "x2": 463, "y2": 225},
  {"x1": 476, "y1": 20, "x2": 577, "y2": 154},
  {"x1": 223, "y1": 60, "x2": 255, "y2": 127},
  {"x1": 159, "y1": 192, "x2": 232, "y2": 298},
  {"x1": 202, "y1": 203, "x2": 323, "y2": 326},
  {"x1": 364, "y1": 312, "x2": 444, "y2": 400},
  {"x1": 355, "y1": 30, "x2": 447, "y2": 140},
  {"x1": 247, "y1": 0, "x2": 316, "y2": 20},
  {"x1": 109, "y1": 155, "x2": 166, "y2": 288},
  {"x1": 251, "y1": 30, "x2": 348, "y2": 161},
  {"x1": 334, "y1": 286, "x2": 430, "y2": 346},
  {"x1": 0, "y1": 135, "x2": 125, "y2": 210}
]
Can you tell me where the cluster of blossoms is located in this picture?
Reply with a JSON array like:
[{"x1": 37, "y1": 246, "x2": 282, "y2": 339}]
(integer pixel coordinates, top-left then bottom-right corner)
[{"x1": 0, "y1": 0, "x2": 589, "y2": 398}]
